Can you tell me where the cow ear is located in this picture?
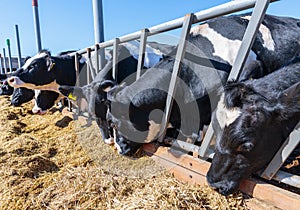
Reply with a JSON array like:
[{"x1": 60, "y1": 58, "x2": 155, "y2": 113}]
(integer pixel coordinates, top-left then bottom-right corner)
[
  {"x1": 279, "y1": 82, "x2": 300, "y2": 105},
  {"x1": 107, "y1": 83, "x2": 126, "y2": 101},
  {"x1": 46, "y1": 56, "x2": 55, "y2": 71},
  {"x1": 275, "y1": 82, "x2": 300, "y2": 119},
  {"x1": 99, "y1": 80, "x2": 117, "y2": 93},
  {"x1": 224, "y1": 81, "x2": 253, "y2": 108}
]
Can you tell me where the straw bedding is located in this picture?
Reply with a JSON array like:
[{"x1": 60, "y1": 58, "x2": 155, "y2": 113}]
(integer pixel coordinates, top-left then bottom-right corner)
[{"x1": 0, "y1": 95, "x2": 283, "y2": 209}]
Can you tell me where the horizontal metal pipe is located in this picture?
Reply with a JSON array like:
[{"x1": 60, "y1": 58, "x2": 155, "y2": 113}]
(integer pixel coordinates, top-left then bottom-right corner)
[
  {"x1": 70, "y1": 0, "x2": 278, "y2": 56},
  {"x1": 272, "y1": 170, "x2": 300, "y2": 189}
]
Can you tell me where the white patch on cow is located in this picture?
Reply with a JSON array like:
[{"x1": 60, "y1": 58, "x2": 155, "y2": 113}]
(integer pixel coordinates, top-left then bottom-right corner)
[
  {"x1": 113, "y1": 129, "x2": 122, "y2": 153},
  {"x1": 32, "y1": 90, "x2": 42, "y2": 114},
  {"x1": 191, "y1": 24, "x2": 243, "y2": 65},
  {"x1": 79, "y1": 57, "x2": 87, "y2": 64},
  {"x1": 123, "y1": 41, "x2": 163, "y2": 68},
  {"x1": 216, "y1": 94, "x2": 242, "y2": 129},
  {"x1": 8, "y1": 76, "x2": 60, "y2": 93},
  {"x1": 22, "y1": 52, "x2": 48, "y2": 70},
  {"x1": 104, "y1": 137, "x2": 114, "y2": 145},
  {"x1": 190, "y1": 23, "x2": 259, "y2": 66},
  {"x1": 242, "y1": 16, "x2": 275, "y2": 51},
  {"x1": 146, "y1": 121, "x2": 173, "y2": 143}
]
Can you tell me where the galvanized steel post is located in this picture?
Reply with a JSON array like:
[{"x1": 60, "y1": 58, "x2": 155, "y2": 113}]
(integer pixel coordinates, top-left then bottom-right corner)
[
  {"x1": 2, "y1": 48, "x2": 7, "y2": 74},
  {"x1": 15, "y1": 25, "x2": 22, "y2": 68},
  {"x1": 6, "y1": 39, "x2": 13, "y2": 72},
  {"x1": 92, "y1": 0, "x2": 106, "y2": 69},
  {"x1": 32, "y1": 0, "x2": 42, "y2": 52},
  {"x1": 0, "y1": 54, "x2": 2, "y2": 74}
]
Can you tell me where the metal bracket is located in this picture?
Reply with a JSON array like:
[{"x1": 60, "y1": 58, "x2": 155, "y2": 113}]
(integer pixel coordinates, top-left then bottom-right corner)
[
  {"x1": 136, "y1": 28, "x2": 149, "y2": 80},
  {"x1": 112, "y1": 38, "x2": 120, "y2": 80}
]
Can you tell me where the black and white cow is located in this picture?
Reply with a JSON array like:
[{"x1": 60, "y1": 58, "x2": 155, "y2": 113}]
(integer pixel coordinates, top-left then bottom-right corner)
[
  {"x1": 7, "y1": 50, "x2": 86, "y2": 113},
  {"x1": 207, "y1": 55, "x2": 300, "y2": 196},
  {"x1": 107, "y1": 14, "x2": 300, "y2": 156},
  {"x1": 59, "y1": 41, "x2": 175, "y2": 144},
  {"x1": 0, "y1": 73, "x2": 35, "y2": 106}
]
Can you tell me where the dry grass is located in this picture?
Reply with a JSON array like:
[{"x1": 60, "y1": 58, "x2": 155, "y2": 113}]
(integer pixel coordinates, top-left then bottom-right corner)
[{"x1": 0, "y1": 95, "x2": 250, "y2": 209}]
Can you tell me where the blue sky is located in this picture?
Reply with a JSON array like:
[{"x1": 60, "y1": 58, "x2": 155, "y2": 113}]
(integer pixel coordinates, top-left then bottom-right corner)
[{"x1": 0, "y1": 0, "x2": 299, "y2": 57}]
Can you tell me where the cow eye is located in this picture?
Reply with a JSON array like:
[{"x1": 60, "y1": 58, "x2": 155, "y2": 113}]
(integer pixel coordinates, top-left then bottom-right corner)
[{"x1": 236, "y1": 142, "x2": 254, "y2": 153}]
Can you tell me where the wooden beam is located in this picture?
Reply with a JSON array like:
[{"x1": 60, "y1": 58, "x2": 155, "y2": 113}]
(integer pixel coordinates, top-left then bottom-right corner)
[{"x1": 143, "y1": 144, "x2": 300, "y2": 210}]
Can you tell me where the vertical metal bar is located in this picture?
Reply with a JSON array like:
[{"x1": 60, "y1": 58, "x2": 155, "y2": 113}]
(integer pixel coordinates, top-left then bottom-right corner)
[
  {"x1": 67, "y1": 99, "x2": 72, "y2": 112},
  {"x1": 198, "y1": 124, "x2": 215, "y2": 158},
  {"x1": 92, "y1": 0, "x2": 105, "y2": 43},
  {"x1": 15, "y1": 25, "x2": 22, "y2": 68},
  {"x1": 261, "y1": 123, "x2": 300, "y2": 180},
  {"x1": 87, "y1": 48, "x2": 92, "y2": 84},
  {"x1": 32, "y1": 0, "x2": 42, "y2": 52},
  {"x1": 75, "y1": 53, "x2": 80, "y2": 86},
  {"x1": 92, "y1": 0, "x2": 106, "y2": 70},
  {"x1": 136, "y1": 28, "x2": 149, "y2": 80},
  {"x1": 6, "y1": 39, "x2": 13, "y2": 72},
  {"x1": 74, "y1": 53, "x2": 80, "y2": 114},
  {"x1": 2, "y1": 48, "x2": 7, "y2": 74},
  {"x1": 112, "y1": 38, "x2": 120, "y2": 80},
  {"x1": 158, "y1": 14, "x2": 194, "y2": 143},
  {"x1": 199, "y1": 0, "x2": 270, "y2": 158},
  {"x1": 228, "y1": 0, "x2": 270, "y2": 80},
  {"x1": 0, "y1": 54, "x2": 3, "y2": 74},
  {"x1": 95, "y1": 44, "x2": 100, "y2": 74}
]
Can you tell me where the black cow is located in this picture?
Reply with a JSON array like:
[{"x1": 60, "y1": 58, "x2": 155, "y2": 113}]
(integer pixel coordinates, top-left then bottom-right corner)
[
  {"x1": 59, "y1": 41, "x2": 175, "y2": 144},
  {"x1": 107, "y1": 14, "x2": 300, "y2": 156},
  {"x1": 207, "y1": 55, "x2": 300, "y2": 196}
]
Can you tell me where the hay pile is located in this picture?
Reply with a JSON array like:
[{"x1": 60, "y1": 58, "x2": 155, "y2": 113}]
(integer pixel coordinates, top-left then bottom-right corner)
[{"x1": 0, "y1": 95, "x2": 251, "y2": 209}]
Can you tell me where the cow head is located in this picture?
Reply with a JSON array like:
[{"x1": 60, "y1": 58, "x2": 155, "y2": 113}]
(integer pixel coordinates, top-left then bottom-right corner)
[
  {"x1": 32, "y1": 90, "x2": 61, "y2": 114},
  {"x1": 11, "y1": 88, "x2": 35, "y2": 107},
  {"x1": 207, "y1": 81, "x2": 300, "y2": 195},
  {"x1": 59, "y1": 80, "x2": 116, "y2": 143},
  {"x1": 0, "y1": 80, "x2": 14, "y2": 96},
  {"x1": 7, "y1": 50, "x2": 60, "y2": 91}
]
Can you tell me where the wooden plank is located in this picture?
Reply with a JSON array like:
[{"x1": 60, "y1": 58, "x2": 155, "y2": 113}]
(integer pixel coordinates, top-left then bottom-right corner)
[{"x1": 143, "y1": 144, "x2": 300, "y2": 210}]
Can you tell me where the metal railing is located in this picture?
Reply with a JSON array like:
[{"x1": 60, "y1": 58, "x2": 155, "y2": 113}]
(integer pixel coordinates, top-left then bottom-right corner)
[{"x1": 68, "y1": 0, "x2": 300, "y2": 190}]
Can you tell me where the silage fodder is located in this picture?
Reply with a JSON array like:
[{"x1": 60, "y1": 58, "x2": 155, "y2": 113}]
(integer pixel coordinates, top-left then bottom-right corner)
[
  {"x1": 73, "y1": 119, "x2": 165, "y2": 179},
  {"x1": 0, "y1": 95, "x2": 248, "y2": 209}
]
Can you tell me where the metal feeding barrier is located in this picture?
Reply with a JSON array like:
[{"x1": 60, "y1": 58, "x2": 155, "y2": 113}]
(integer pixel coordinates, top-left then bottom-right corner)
[{"x1": 67, "y1": 0, "x2": 299, "y2": 200}]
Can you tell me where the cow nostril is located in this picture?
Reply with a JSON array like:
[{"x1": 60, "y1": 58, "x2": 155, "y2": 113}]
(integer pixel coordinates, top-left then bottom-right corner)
[{"x1": 9, "y1": 78, "x2": 15, "y2": 83}]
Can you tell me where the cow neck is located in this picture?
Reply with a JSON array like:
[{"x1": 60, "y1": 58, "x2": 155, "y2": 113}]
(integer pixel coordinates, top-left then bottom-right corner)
[
  {"x1": 52, "y1": 56, "x2": 77, "y2": 86},
  {"x1": 184, "y1": 52, "x2": 232, "y2": 73}
]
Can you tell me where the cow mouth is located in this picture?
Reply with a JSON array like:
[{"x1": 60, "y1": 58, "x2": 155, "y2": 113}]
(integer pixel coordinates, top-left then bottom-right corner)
[
  {"x1": 207, "y1": 178, "x2": 239, "y2": 196},
  {"x1": 32, "y1": 107, "x2": 48, "y2": 115}
]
